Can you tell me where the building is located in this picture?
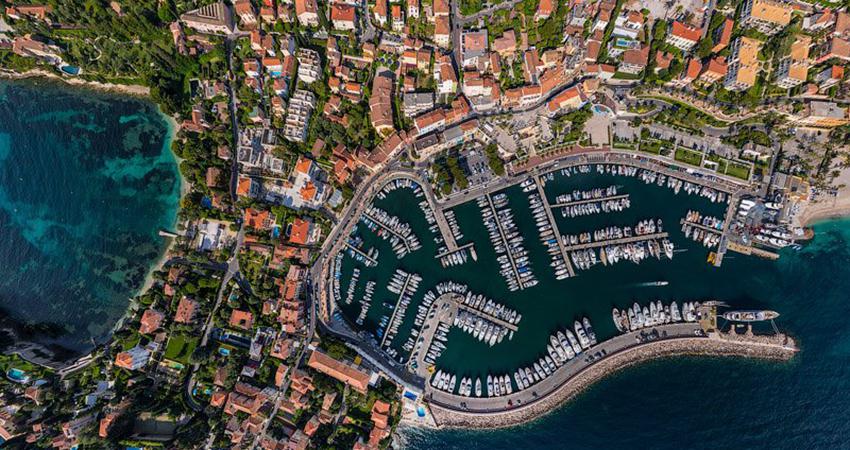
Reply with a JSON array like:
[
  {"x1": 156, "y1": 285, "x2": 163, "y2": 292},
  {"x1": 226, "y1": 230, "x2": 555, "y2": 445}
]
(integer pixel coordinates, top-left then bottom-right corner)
[
  {"x1": 815, "y1": 36, "x2": 850, "y2": 63},
  {"x1": 461, "y1": 30, "x2": 488, "y2": 69},
  {"x1": 175, "y1": 297, "x2": 198, "y2": 323},
  {"x1": 408, "y1": 0, "x2": 419, "y2": 19},
  {"x1": 666, "y1": 21, "x2": 701, "y2": 51},
  {"x1": 391, "y1": 4, "x2": 404, "y2": 32},
  {"x1": 668, "y1": 58, "x2": 702, "y2": 87},
  {"x1": 296, "y1": 48, "x2": 321, "y2": 84},
  {"x1": 115, "y1": 346, "x2": 151, "y2": 371},
  {"x1": 403, "y1": 92, "x2": 435, "y2": 117},
  {"x1": 306, "y1": 350, "x2": 372, "y2": 393},
  {"x1": 284, "y1": 90, "x2": 316, "y2": 142},
  {"x1": 373, "y1": 0, "x2": 388, "y2": 26},
  {"x1": 180, "y1": 2, "x2": 234, "y2": 34},
  {"x1": 699, "y1": 56, "x2": 727, "y2": 84},
  {"x1": 330, "y1": 4, "x2": 357, "y2": 30},
  {"x1": 712, "y1": 18, "x2": 735, "y2": 53},
  {"x1": 492, "y1": 30, "x2": 518, "y2": 57},
  {"x1": 724, "y1": 37, "x2": 761, "y2": 91},
  {"x1": 774, "y1": 36, "x2": 810, "y2": 89},
  {"x1": 611, "y1": 10, "x2": 643, "y2": 39},
  {"x1": 139, "y1": 309, "x2": 164, "y2": 334},
  {"x1": 434, "y1": 16, "x2": 451, "y2": 47},
  {"x1": 619, "y1": 45, "x2": 649, "y2": 74},
  {"x1": 295, "y1": 0, "x2": 319, "y2": 27},
  {"x1": 535, "y1": 0, "x2": 554, "y2": 21},
  {"x1": 234, "y1": 0, "x2": 257, "y2": 27},
  {"x1": 793, "y1": 101, "x2": 850, "y2": 127},
  {"x1": 814, "y1": 65, "x2": 844, "y2": 91},
  {"x1": 546, "y1": 85, "x2": 587, "y2": 114},
  {"x1": 739, "y1": 0, "x2": 792, "y2": 35},
  {"x1": 435, "y1": 54, "x2": 457, "y2": 95},
  {"x1": 230, "y1": 310, "x2": 255, "y2": 330},
  {"x1": 370, "y1": 71, "x2": 395, "y2": 134},
  {"x1": 5, "y1": 5, "x2": 51, "y2": 21}
]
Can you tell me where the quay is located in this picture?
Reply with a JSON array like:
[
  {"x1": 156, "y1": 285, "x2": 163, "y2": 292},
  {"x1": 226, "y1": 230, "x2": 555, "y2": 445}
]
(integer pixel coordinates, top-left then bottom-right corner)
[
  {"x1": 424, "y1": 323, "x2": 797, "y2": 429},
  {"x1": 562, "y1": 232, "x2": 669, "y2": 252},
  {"x1": 551, "y1": 193, "x2": 629, "y2": 208},
  {"x1": 434, "y1": 207, "x2": 459, "y2": 251},
  {"x1": 380, "y1": 272, "x2": 413, "y2": 348},
  {"x1": 533, "y1": 174, "x2": 575, "y2": 277},
  {"x1": 727, "y1": 241, "x2": 780, "y2": 260},
  {"x1": 485, "y1": 193, "x2": 525, "y2": 289},
  {"x1": 343, "y1": 242, "x2": 378, "y2": 266}
]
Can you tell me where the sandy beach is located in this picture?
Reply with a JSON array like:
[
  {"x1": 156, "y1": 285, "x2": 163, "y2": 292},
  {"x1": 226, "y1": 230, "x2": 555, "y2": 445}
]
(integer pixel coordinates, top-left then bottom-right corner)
[{"x1": 0, "y1": 68, "x2": 150, "y2": 97}]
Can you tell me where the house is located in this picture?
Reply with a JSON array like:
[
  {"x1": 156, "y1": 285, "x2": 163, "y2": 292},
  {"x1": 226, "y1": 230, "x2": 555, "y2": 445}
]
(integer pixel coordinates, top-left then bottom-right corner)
[
  {"x1": 115, "y1": 346, "x2": 151, "y2": 371},
  {"x1": 295, "y1": 0, "x2": 319, "y2": 27},
  {"x1": 739, "y1": 0, "x2": 792, "y2": 35},
  {"x1": 815, "y1": 36, "x2": 850, "y2": 63},
  {"x1": 666, "y1": 21, "x2": 701, "y2": 51},
  {"x1": 244, "y1": 207, "x2": 276, "y2": 229},
  {"x1": 230, "y1": 310, "x2": 255, "y2": 330},
  {"x1": 535, "y1": 0, "x2": 554, "y2": 21},
  {"x1": 724, "y1": 37, "x2": 761, "y2": 91},
  {"x1": 433, "y1": 0, "x2": 449, "y2": 16},
  {"x1": 5, "y1": 5, "x2": 51, "y2": 21},
  {"x1": 288, "y1": 217, "x2": 318, "y2": 245},
  {"x1": 492, "y1": 30, "x2": 518, "y2": 57},
  {"x1": 370, "y1": 71, "x2": 395, "y2": 134},
  {"x1": 331, "y1": 4, "x2": 357, "y2": 30},
  {"x1": 374, "y1": 0, "x2": 388, "y2": 26},
  {"x1": 408, "y1": 0, "x2": 420, "y2": 19},
  {"x1": 619, "y1": 45, "x2": 649, "y2": 74},
  {"x1": 139, "y1": 309, "x2": 164, "y2": 334},
  {"x1": 175, "y1": 297, "x2": 198, "y2": 323},
  {"x1": 306, "y1": 349, "x2": 372, "y2": 393},
  {"x1": 435, "y1": 54, "x2": 458, "y2": 95},
  {"x1": 180, "y1": 2, "x2": 234, "y2": 35},
  {"x1": 612, "y1": 10, "x2": 643, "y2": 39},
  {"x1": 434, "y1": 16, "x2": 451, "y2": 47},
  {"x1": 803, "y1": 9, "x2": 835, "y2": 31},
  {"x1": 391, "y1": 4, "x2": 404, "y2": 31},
  {"x1": 792, "y1": 101, "x2": 850, "y2": 127}
]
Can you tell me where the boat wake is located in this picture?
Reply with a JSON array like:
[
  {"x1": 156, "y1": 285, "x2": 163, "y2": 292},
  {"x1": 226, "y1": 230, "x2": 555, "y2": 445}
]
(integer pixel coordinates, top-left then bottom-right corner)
[{"x1": 634, "y1": 281, "x2": 669, "y2": 287}]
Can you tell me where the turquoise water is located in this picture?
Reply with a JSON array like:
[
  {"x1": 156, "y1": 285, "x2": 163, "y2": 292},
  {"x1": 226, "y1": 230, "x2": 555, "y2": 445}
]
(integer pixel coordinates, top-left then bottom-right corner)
[
  {"x1": 399, "y1": 218, "x2": 850, "y2": 449},
  {"x1": 0, "y1": 79, "x2": 180, "y2": 353}
]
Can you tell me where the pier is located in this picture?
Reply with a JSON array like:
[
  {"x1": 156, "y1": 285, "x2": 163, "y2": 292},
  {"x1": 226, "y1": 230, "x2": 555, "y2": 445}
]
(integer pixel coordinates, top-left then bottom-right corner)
[
  {"x1": 343, "y1": 242, "x2": 378, "y2": 266},
  {"x1": 533, "y1": 175, "x2": 575, "y2": 277},
  {"x1": 435, "y1": 242, "x2": 475, "y2": 260},
  {"x1": 456, "y1": 303, "x2": 519, "y2": 332},
  {"x1": 680, "y1": 219, "x2": 723, "y2": 235},
  {"x1": 551, "y1": 193, "x2": 629, "y2": 208},
  {"x1": 434, "y1": 208, "x2": 459, "y2": 251},
  {"x1": 485, "y1": 193, "x2": 525, "y2": 289},
  {"x1": 380, "y1": 273, "x2": 413, "y2": 348},
  {"x1": 563, "y1": 232, "x2": 669, "y2": 252},
  {"x1": 363, "y1": 211, "x2": 414, "y2": 253}
]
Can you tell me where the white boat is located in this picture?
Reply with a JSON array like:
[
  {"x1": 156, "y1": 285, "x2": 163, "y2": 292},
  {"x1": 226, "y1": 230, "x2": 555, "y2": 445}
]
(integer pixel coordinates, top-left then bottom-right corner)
[
  {"x1": 475, "y1": 378, "x2": 482, "y2": 397},
  {"x1": 613, "y1": 308, "x2": 623, "y2": 332}
]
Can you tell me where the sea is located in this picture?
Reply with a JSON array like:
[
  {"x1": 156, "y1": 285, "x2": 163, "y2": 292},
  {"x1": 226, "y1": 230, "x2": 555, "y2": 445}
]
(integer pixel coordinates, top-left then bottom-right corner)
[
  {"x1": 333, "y1": 172, "x2": 850, "y2": 449},
  {"x1": 0, "y1": 79, "x2": 180, "y2": 355},
  {"x1": 395, "y1": 218, "x2": 850, "y2": 450}
]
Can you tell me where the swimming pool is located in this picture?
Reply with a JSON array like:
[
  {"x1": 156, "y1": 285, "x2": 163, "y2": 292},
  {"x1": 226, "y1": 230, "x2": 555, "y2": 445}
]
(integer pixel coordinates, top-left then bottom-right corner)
[{"x1": 7, "y1": 368, "x2": 30, "y2": 384}]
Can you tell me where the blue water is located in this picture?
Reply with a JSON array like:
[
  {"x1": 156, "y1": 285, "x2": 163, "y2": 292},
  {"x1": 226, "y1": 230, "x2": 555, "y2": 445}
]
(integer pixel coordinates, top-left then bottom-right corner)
[
  {"x1": 400, "y1": 219, "x2": 850, "y2": 449},
  {"x1": 0, "y1": 79, "x2": 180, "y2": 353}
]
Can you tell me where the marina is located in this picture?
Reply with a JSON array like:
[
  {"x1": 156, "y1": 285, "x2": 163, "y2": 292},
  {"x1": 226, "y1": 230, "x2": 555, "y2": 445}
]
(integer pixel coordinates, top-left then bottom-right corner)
[{"x1": 325, "y1": 154, "x2": 794, "y2": 423}]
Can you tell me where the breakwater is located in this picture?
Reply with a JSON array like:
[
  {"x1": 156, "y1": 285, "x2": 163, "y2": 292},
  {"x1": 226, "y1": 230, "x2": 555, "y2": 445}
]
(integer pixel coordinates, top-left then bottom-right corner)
[{"x1": 427, "y1": 328, "x2": 796, "y2": 429}]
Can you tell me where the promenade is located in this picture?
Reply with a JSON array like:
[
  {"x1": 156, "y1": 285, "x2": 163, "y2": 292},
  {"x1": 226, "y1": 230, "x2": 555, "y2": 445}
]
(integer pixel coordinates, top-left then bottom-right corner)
[{"x1": 426, "y1": 325, "x2": 797, "y2": 429}]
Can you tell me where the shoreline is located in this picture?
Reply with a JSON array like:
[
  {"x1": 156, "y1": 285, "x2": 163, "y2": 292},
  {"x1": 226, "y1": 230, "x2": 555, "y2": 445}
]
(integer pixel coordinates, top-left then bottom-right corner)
[
  {"x1": 1, "y1": 74, "x2": 187, "y2": 370},
  {"x1": 0, "y1": 69, "x2": 150, "y2": 97},
  {"x1": 422, "y1": 335, "x2": 797, "y2": 430}
]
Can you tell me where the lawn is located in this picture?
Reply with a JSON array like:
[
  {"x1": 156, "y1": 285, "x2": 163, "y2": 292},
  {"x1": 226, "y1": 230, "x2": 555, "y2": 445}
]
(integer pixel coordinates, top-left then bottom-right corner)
[
  {"x1": 674, "y1": 147, "x2": 703, "y2": 166},
  {"x1": 639, "y1": 140, "x2": 662, "y2": 154},
  {"x1": 726, "y1": 162, "x2": 751, "y2": 180},
  {"x1": 164, "y1": 334, "x2": 198, "y2": 365}
]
